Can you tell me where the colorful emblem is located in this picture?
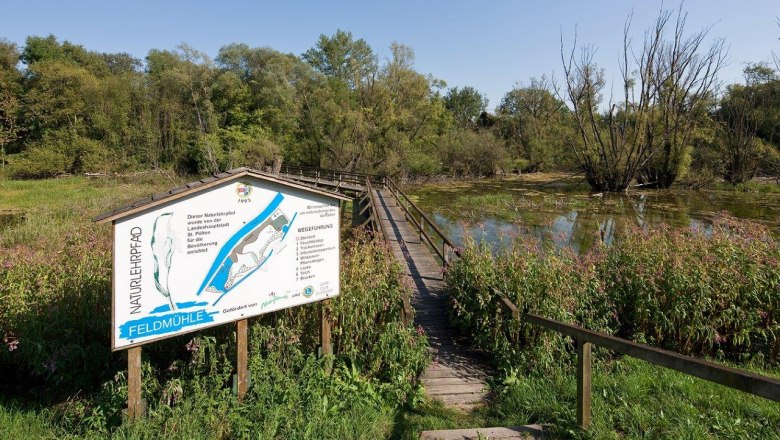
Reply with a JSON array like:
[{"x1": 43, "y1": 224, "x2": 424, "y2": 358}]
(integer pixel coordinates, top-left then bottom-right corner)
[{"x1": 236, "y1": 183, "x2": 252, "y2": 198}]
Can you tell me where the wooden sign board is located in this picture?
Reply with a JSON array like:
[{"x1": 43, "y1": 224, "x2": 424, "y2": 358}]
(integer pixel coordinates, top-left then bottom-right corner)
[{"x1": 97, "y1": 169, "x2": 347, "y2": 350}]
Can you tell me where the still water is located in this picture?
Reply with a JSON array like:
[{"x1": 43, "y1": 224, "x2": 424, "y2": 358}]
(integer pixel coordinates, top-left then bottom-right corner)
[{"x1": 405, "y1": 177, "x2": 780, "y2": 254}]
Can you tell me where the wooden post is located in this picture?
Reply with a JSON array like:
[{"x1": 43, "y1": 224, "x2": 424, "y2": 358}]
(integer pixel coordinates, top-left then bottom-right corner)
[
  {"x1": 320, "y1": 300, "x2": 332, "y2": 355},
  {"x1": 577, "y1": 338, "x2": 592, "y2": 429},
  {"x1": 320, "y1": 300, "x2": 332, "y2": 374},
  {"x1": 127, "y1": 346, "x2": 143, "y2": 420},
  {"x1": 401, "y1": 293, "x2": 413, "y2": 326},
  {"x1": 236, "y1": 319, "x2": 248, "y2": 401}
]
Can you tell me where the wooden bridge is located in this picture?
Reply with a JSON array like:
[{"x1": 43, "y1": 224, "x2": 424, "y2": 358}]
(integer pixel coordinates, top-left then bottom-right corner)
[
  {"x1": 281, "y1": 165, "x2": 492, "y2": 410},
  {"x1": 280, "y1": 165, "x2": 780, "y2": 438}
]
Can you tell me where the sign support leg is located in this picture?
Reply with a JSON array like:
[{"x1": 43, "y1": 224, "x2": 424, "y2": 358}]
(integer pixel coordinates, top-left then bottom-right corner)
[
  {"x1": 127, "y1": 346, "x2": 144, "y2": 420},
  {"x1": 237, "y1": 319, "x2": 248, "y2": 401},
  {"x1": 320, "y1": 300, "x2": 332, "y2": 374}
]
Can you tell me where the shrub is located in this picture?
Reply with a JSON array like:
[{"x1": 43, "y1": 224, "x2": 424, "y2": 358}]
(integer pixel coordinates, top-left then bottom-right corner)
[
  {"x1": 8, "y1": 130, "x2": 113, "y2": 178},
  {"x1": 7, "y1": 147, "x2": 71, "y2": 178},
  {"x1": 0, "y1": 228, "x2": 113, "y2": 391},
  {"x1": 445, "y1": 218, "x2": 780, "y2": 371}
]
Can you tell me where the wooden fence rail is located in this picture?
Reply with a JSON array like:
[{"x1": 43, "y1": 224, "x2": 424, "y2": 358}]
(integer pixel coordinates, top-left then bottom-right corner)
[
  {"x1": 281, "y1": 164, "x2": 382, "y2": 187},
  {"x1": 494, "y1": 290, "x2": 780, "y2": 429},
  {"x1": 365, "y1": 177, "x2": 414, "y2": 325},
  {"x1": 383, "y1": 178, "x2": 461, "y2": 264}
]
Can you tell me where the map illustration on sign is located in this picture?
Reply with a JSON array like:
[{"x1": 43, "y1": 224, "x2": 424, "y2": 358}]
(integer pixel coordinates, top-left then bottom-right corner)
[
  {"x1": 108, "y1": 175, "x2": 342, "y2": 350},
  {"x1": 197, "y1": 198, "x2": 296, "y2": 305}
]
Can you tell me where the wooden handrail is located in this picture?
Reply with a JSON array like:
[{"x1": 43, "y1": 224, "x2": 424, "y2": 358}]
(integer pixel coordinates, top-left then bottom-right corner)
[
  {"x1": 493, "y1": 290, "x2": 780, "y2": 429},
  {"x1": 365, "y1": 178, "x2": 389, "y2": 243},
  {"x1": 383, "y1": 178, "x2": 461, "y2": 264},
  {"x1": 524, "y1": 313, "x2": 780, "y2": 402},
  {"x1": 281, "y1": 164, "x2": 383, "y2": 185},
  {"x1": 365, "y1": 177, "x2": 414, "y2": 325},
  {"x1": 385, "y1": 179, "x2": 456, "y2": 249}
]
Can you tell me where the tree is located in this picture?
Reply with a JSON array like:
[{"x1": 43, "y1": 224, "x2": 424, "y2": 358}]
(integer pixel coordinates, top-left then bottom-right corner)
[
  {"x1": 301, "y1": 30, "x2": 376, "y2": 89},
  {"x1": 0, "y1": 39, "x2": 21, "y2": 169},
  {"x1": 443, "y1": 86, "x2": 488, "y2": 127},
  {"x1": 744, "y1": 64, "x2": 780, "y2": 149},
  {"x1": 102, "y1": 52, "x2": 142, "y2": 74},
  {"x1": 636, "y1": 7, "x2": 725, "y2": 188},
  {"x1": 22, "y1": 59, "x2": 101, "y2": 138},
  {"x1": 496, "y1": 76, "x2": 568, "y2": 171},
  {"x1": 561, "y1": 41, "x2": 642, "y2": 191},
  {"x1": 773, "y1": 18, "x2": 780, "y2": 71},
  {"x1": 718, "y1": 83, "x2": 761, "y2": 183},
  {"x1": 20, "y1": 35, "x2": 64, "y2": 65},
  {"x1": 717, "y1": 65, "x2": 780, "y2": 183},
  {"x1": 438, "y1": 128, "x2": 508, "y2": 176},
  {"x1": 298, "y1": 39, "x2": 449, "y2": 176},
  {"x1": 562, "y1": 7, "x2": 724, "y2": 191},
  {"x1": 379, "y1": 43, "x2": 448, "y2": 176},
  {"x1": 145, "y1": 45, "x2": 218, "y2": 172}
]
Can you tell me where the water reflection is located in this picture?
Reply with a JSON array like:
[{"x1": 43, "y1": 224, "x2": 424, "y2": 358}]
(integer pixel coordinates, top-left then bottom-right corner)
[{"x1": 409, "y1": 179, "x2": 780, "y2": 254}]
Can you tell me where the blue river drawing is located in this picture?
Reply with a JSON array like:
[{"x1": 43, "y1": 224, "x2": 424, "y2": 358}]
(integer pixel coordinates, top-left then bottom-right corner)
[{"x1": 197, "y1": 192, "x2": 296, "y2": 305}]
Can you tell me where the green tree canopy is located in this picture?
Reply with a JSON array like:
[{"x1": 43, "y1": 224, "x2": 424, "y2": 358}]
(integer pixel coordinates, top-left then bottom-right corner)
[{"x1": 443, "y1": 86, "x2": 487, "y2": 128}]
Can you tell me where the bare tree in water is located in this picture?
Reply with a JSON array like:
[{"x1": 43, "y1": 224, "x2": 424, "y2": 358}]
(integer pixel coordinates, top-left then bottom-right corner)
[{"x1": 562, "y1": 6, "x2": 725, "y2": 191}]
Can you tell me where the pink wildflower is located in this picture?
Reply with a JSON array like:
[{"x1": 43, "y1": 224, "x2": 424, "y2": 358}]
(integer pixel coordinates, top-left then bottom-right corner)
[{"x1": 185, "y1": 338, "x2": 200, "y2": 353}]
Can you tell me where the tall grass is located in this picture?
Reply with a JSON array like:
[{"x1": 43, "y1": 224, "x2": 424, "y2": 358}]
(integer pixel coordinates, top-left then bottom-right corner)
[{"x1": 446, "y1": 217, "x2": 780, "y2": 369}]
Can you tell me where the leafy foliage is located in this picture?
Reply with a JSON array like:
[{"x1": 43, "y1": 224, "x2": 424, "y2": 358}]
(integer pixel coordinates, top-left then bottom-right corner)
[{"x1": 446, "y1": 218, "x2": 780, "y2": 370}]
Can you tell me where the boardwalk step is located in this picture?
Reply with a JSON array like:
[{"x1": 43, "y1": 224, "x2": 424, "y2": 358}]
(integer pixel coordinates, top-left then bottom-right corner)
[
  {"x1": 425, "y1": 383, "x2": 487, "y2": 395},
  {"x1": 435, "y1": 392, "x2": 489, "y2": 406},
  {"x1": 422, "y1": 376, "x2": 487, "y2": 386},
  {"x1": 420, "y1": 425, "x2": 546, "y2": 440},
  {"x1": 421, "y1": 369, "x2": 476, "y2": 379}
]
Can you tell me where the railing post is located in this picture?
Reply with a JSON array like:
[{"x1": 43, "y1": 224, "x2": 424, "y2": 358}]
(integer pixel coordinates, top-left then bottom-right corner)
[{"x1": 577, "y1": 337, "x2": 592, "y2": 429}]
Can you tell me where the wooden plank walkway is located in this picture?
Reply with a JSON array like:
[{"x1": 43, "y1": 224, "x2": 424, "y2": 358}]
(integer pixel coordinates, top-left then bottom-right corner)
[
  {"x1": 374, "y1": 189, "x2": 491, "y2": 410},
  {"x1": 420, "y1": 425, "x2": 546, "y2": 440}
]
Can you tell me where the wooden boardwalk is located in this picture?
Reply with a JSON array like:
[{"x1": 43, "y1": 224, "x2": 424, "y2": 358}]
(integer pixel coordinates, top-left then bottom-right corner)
[{"x1": 374, "y1": 189, "x2": 490, "y2": 410}]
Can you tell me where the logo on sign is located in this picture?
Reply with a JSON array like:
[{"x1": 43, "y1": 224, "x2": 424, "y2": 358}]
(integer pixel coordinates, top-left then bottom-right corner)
[
  {"x1": 236, "y1": 183, "x2": 252, "y2": 199},
  {"x1": 302, "y1": 286, "x2": 314, "y2": 298}
]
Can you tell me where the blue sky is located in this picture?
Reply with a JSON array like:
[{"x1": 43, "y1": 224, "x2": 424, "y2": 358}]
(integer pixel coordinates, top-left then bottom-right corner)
[{"x1": 1, "y1": 1, "x2": 778, "y2": 109}]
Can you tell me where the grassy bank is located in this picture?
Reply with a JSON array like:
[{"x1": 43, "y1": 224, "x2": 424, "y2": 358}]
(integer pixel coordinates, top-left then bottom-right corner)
[{"x1": 0, "y1": 175, "x2": 429, "y2": 438}]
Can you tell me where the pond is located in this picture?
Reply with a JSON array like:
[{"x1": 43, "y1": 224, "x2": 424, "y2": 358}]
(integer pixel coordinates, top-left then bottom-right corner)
[{"x1": 404, "y1": 175, "x2": 780, "y2": 254}]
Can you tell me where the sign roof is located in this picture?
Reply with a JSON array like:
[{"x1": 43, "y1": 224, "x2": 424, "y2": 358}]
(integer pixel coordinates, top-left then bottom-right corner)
[{"x1": 94, "y1": 167, "x2": 350, "y2": 224}]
